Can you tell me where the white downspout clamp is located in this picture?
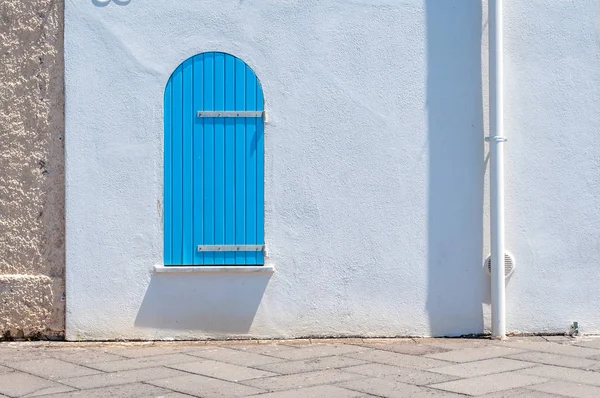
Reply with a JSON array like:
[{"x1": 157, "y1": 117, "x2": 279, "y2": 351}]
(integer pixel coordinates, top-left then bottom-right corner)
[{"x1": 488, "y1": 0, "x2": 507, "y2": 339}]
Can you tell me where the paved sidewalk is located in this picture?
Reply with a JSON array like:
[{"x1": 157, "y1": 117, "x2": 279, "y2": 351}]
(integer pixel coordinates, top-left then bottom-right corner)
[{"x1": 1, "y1": 336, "x2": 600, "y2": 397}]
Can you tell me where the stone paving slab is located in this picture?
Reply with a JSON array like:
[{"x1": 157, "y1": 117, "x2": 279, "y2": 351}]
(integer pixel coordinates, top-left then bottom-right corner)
[
  {"x1": 185, "y1": 346, "x2": 286, "y2": 366},
  {"x1": 0, "y1": 348, "x2": 54, "y2": 365},
  {"x1": 345, "y1": 348, "x2": 452, "y2": 369},
  {"x1": 148, "y1": 373, "x2": 266, "y2": 397},
  {"x1": 240, "y1": 369, "x2": 362, "y2": 391},
  {"x1": 360, "y1": 342, "x2": 451, "y2": 356},
  {"x1": 517, "y1": 364, "x2": 600, "y2": 386},
  {"x1": 86, "y1": 353, "x2": 200, "y2": 372},
  {"x1": 505, "y1": 350, "x2": 600, "y2": 370},
  {"x1": 424, "y1": 346, "x2": 526, "y2": 363},
  {"x1": 168, "y1": 358, "x2": 277, "y2": 381},
  {"x1": 338, "y1": 376, "x2": 465, "y2": 397},
  {"x1": 0, "y1": 371, "x2": 76, "y2": 397},
  {"x1": 343, "y1": 363, "x2": 458, "y2": 385},
  {"x1": 527, "y1": 380, "x2": 600, "y2": 398},
  {"x1": 38, "y1": 383, "x2": 191, "y2": 398},
  {"x1": 429, "y1": 357, "x2": 535, "y2": 378},
  {"x1": 97, "y1": 345, "x2": 190, "y2": 358},
  {"x1": 429, "y1": 372, "x2": 548, "y2": 396},
  {"x1": 8, "y1": 357, "x2": 103, "y2": 379},
  {"x1": 571, "y1": 337, "x2": 600, "y2": 350},
  {"x1": 59, "y1": 366, "x2": 189, "y2": 389},
  {"x1": 246, "y1": 384, "x2": 366, "y2": 397},
  {"x1": 254, "y1": 355, "x2": 368, "y2": 375},
  {"x1": 419, "y1": 338, "x2": 499, "y2": 350},
  {"x1": 227, "y1": 343, "x2": 300, "y2": 356},
  {"x1": 255, "y1": 344, "x2": 366, "y2": 360},
  {"x1": 543, "y1": 336, "x2": 575, "y2": 343},
  {"x1": 501, "y1": 341, "x2": 600, "y2": 358},
  {"x1": 481, "y1": 388, "x2": 563, "y2": 397},
  {"x1": 47, "y1": 348, "x2": 127, "y2": 365}
]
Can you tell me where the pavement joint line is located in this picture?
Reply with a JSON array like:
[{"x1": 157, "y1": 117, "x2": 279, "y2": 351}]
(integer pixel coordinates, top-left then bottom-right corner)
[
  {"x1": 0, "y1": 365, "x2": 85, "y2": 394},
  {"x1": 48, "y1": 349, "x2": 130, "y2": 362},
  {"x1": 222, "y1": 346, "x2": 298, "y2": 359},
  {"x1": 502, "y1": 345, "x2": 600, "y2": 359},
  {"x1": 57, "y1": 366, "x2": 207, "y2": 391},
  {"x1": 81, "y1": 352, "x2": 208, "y2": 373},
  {"x1": 519, "y1": 364, "x2": 600, "y2": 383},
  {"x1": 223, "y1": 344, "x2": 370, "y2": 361},
  {"x1": 499, "y1": 353, "x2": 600, "y2": 371},
  {"x1": 417, "y1": 353, "x2": 541, "y2": 367},
  {"x1": 235, "y1": 370, "x2": 374, "y2": 391},
  {"x1": 330, "y1": 380, "x2": 388, "y2": 398},
  {"x1": 426, "y1": 375, "x2": 550, "y2": 396},
  {"x1": 4, "y1": 355, "x2": 119, "y2": 379},
  {"x1": 215, "y1": 347, "x2": 314, "y2": 361},
  {"x1": 331, "y1": 378, "x2": 472, "y2": 398},
  {"x1": 238, "y1": 356, "x2": 379, "y2": 375},
  {"x1": 137, "y1": 380, "x2": 199, "y2": 397},
  {"x1": 339, "y1": 350, "x2": 456, "y2": 367},
  {"x1": 160, "y1": 362, "x2": 275, "y2": 387},
  {"x1": 427, "y1": 362, "x2": 542, "y2": 380}
]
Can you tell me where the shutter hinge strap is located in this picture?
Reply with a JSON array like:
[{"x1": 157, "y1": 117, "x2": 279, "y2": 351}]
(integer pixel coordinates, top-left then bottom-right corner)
[
  {"x1": 197, "y1": 111, "x2": 264, "y2": 118},
  {"x1": 197, "y1": 245, "x2": 264, "y2": 252}
]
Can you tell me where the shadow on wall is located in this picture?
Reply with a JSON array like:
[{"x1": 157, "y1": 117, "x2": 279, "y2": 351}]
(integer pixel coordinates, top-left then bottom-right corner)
[
  {"x1": 426, "y1": 1, "x2": 488, "y2": 337},
  {"x1": 92, "y1": 0, "x2": 131, "y2": 7},
  {"x1": 135, "y1": 274, "x2": 271, "y2": 334}
]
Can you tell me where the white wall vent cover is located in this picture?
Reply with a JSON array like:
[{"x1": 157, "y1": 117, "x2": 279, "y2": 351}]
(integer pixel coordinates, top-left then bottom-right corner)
[{"x1": 484, "y1": 253, "x2": 515, "y2": 278}]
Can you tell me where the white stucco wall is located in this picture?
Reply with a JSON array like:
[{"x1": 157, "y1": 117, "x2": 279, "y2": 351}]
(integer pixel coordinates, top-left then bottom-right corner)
[{"x1": 65, "y1": 0, "x2": 600, "y2": 340}]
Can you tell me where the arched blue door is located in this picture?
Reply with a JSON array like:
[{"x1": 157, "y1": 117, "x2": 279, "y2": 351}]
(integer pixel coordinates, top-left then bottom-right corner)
[{"x1": 164, "y1": 52, "x2": 264, "y2": 266}]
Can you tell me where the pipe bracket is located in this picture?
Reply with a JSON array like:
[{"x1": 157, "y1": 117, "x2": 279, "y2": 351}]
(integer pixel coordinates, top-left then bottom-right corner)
[{"x1": 485, "y1": 136, "x2": 508, "y2": 143}]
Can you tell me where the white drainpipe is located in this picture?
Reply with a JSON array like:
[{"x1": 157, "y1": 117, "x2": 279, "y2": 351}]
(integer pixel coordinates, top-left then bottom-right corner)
[{"x1": 488, "y1": 0, "x2": 506, "y2": 339}]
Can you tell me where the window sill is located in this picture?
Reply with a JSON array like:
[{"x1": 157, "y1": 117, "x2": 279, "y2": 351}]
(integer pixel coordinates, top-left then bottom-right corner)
[{"x1": 153, "y1": 265, "x2": 275, "y2": 274}]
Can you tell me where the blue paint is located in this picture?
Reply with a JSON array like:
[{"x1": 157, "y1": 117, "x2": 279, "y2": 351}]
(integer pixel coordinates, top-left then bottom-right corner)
[
  {"x1": 164, "y1": 80, "x2": 173, "y2": 265},
  {"x1": 164, "y1": 52, "x2": 265, "y2": 266}
]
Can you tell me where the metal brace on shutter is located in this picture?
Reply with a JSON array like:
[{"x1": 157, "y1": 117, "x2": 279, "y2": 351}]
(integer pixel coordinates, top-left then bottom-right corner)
[
  {"x1": 196, "y1": 111, "x2": 264, "y2": 118},
  {"x1": 197, "y1": 245, "x2": 264, "y2": 252}
]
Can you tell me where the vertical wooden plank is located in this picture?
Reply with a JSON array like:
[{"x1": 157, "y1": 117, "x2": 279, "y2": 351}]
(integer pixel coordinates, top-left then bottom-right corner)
[
  {"x1": 256, "y1": 78, "x2": 265, "y2": 265},
  {"x1": 182, "y1": 58, "x2": 194, "y2": 265},
  {"x1": 164, "y1": 80, "x2": 173, "y2": 265},
  {"x1": 203, "y1": 53, "x2": 215, "y2": 265},
  {"x1": 193, "y1": 54, "x2": 204, "y2": 265},
  {"x1": 245, "y1": 65, "x2": 258, "y2": 265},
  {"x1": 171, "y1": 66, "x2": 184, "y2": 264},
  {"x1": 214, "y1": 53, "x2": 226, "y2": 264},
  {"x1": 224, "y1": 54, "x2": 236, "y2": 265},
  {"x1": 234, "y1": 57, "x2": 246, "y2": 264}
]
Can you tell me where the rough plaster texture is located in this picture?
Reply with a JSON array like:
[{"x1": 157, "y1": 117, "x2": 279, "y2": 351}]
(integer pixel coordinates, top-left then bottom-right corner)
[
  {"x1": 0, "y1": 275, "x2": 53, "y2": 337},
  {"x1": 65, "y1": 0, "x2": 600, "y2": 340},
  {"x1": 503, "y1": 0, "x2": 600, "y2": 334},
  {"x1": 0, "y1": 0, "x2": 65, "y2": 336}
]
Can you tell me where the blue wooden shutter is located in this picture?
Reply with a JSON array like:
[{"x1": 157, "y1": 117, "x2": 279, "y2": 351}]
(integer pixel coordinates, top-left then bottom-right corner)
[{"x1": 164, "y1": 52, "x2": 265, "y2": 266}]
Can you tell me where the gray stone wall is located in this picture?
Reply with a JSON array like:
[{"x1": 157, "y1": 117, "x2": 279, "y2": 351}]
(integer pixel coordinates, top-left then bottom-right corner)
[{"x1": 0, "y1": 0, "x2": 65, "y2": 338}]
